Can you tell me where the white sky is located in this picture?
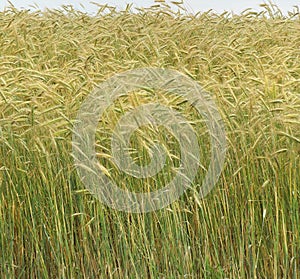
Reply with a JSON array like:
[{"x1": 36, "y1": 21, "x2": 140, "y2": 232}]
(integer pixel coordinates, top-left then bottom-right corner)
[{"x1": 0, "y1": 0, "x2": 299, "y2": 15}]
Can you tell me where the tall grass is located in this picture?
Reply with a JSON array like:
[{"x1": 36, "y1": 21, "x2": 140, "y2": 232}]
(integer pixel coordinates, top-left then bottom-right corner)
[{"x1": 0, "y1": 3, "x2": 299, "y2": 278}]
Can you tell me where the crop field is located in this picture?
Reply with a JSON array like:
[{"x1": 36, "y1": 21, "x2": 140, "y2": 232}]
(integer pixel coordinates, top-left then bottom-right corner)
[{"x1": 0, "y1": 3, "x2": 299, "y2": 278}]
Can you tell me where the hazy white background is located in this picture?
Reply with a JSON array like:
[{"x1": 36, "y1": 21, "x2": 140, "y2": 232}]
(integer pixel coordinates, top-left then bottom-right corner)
[{"x1": 0, "y1": 0, "x2": 299, "y2": 15}]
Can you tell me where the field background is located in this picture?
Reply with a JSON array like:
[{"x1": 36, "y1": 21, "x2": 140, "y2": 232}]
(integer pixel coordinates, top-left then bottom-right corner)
[{"x1": 0, "y1": 3, "x2": 299, "y2": 278}]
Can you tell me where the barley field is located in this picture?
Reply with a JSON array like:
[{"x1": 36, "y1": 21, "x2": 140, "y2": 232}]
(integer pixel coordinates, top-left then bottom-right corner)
[{"x1": 0, "y1": 3, "x2": 299, "y2": 278}]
